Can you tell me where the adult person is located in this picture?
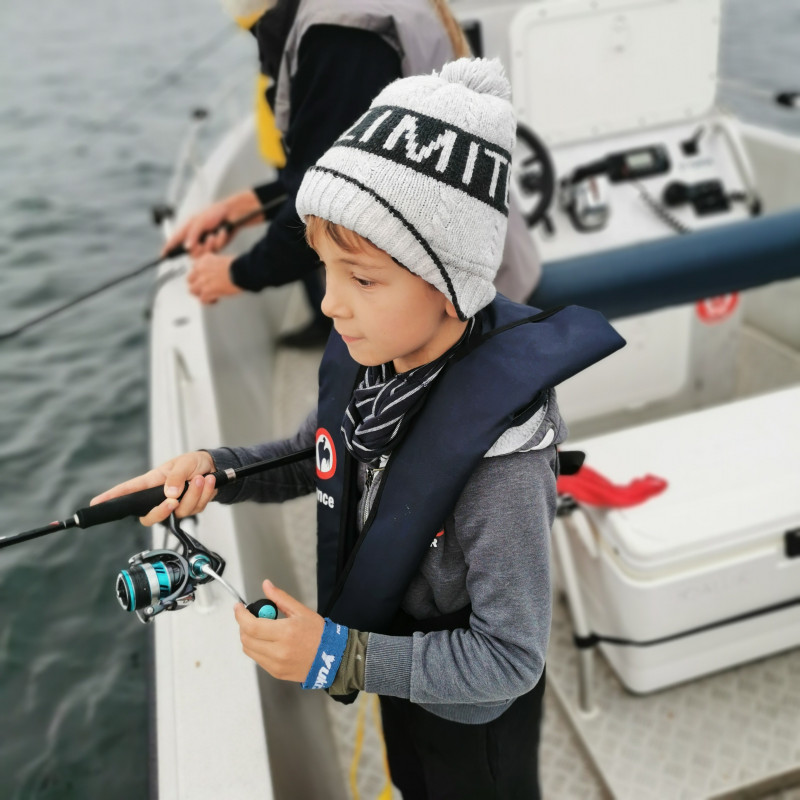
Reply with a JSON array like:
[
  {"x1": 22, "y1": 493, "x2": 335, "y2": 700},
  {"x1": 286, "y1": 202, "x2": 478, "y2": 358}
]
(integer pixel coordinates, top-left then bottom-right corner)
[{"x1": 164, "y1": 0, "x2": 540, "y2": 346}]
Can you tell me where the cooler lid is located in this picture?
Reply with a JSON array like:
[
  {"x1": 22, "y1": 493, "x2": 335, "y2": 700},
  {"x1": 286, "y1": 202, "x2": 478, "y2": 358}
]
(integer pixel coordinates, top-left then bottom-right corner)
[
  {"x1": 510, "y1": 0, "x2": 722, "y2": 145},
  {"x1": 570, "y1": 387, "x2": 800, "y2": 573}
]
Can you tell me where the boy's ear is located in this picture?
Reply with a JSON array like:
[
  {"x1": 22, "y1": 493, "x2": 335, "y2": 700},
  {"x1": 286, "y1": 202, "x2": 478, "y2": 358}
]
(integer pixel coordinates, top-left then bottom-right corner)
[{"x1": 444, "y1": 299, "x2": 460, "y2": 319}]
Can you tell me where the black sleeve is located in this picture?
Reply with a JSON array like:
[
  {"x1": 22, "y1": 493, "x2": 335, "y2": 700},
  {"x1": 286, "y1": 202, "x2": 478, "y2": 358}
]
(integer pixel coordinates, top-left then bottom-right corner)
[
  {"x1": 253, "y1": 179, "x2": 288, "y2": 211},
  {"x1": 206, "y1": 409, "x2": 318, "y2": 504},
  {"x1": 231, "y1": 24, "x2": 402, "y2": 291}
]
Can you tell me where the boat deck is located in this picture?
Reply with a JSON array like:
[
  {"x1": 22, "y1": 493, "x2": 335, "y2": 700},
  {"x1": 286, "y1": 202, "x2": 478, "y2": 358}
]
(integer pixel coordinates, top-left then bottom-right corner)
[
  {"x1": 269, "y1": 287, "x2": 800, "y2": 800},
  {"x1": 547, "y1": 596, "x2": 800, "y2": 800}
]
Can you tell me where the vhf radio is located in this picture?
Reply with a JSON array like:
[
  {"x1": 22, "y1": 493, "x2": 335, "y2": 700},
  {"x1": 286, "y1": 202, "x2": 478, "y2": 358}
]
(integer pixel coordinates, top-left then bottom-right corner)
[{"x1": 560, "y1": 144, "x2": 671, "y2": 232}]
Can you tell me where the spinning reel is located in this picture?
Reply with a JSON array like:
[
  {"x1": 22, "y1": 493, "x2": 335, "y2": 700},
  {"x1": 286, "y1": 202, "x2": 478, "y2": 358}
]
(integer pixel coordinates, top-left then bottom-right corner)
[
  {"x1": 1, "y1": 447, "x2": 315, "y2": 622},
  {"x1": 116, "y1": 513, "x2": 277, "y2": 623}
]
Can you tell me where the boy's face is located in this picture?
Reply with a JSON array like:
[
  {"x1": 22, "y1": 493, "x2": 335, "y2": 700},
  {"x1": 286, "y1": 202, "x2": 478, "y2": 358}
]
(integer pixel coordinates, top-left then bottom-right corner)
[{"x1": 315, "y1": 234, "x2": 466, "y2": 372}]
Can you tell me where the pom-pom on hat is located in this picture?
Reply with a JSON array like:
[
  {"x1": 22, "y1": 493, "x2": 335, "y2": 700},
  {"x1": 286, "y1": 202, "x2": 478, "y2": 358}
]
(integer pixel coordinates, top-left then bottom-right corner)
[{"x1": 296, "y1": 58, "x2": 516, "y2": 319}]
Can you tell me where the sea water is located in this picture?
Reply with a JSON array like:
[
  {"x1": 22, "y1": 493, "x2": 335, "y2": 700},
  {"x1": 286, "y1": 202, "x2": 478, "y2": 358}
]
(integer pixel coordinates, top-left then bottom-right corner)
[{"x1": 0, "y1": 1, "x2": 250, "y2": 796}]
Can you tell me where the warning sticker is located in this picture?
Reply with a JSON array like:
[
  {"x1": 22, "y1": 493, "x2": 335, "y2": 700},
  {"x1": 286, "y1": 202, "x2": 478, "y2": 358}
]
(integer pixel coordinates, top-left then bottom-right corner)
[{"x1": 696, "y1": 294, "x2": 739, "y2": 324}]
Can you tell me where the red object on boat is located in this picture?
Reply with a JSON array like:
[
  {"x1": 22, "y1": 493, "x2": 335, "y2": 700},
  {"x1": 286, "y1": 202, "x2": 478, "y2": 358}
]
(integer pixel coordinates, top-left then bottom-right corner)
[{"x1": 557, "y1": 465, "x2": 667, "y2": 508}]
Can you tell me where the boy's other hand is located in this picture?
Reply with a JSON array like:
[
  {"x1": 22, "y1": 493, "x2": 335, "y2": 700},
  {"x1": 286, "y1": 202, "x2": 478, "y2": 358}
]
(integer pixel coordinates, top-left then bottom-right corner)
[
  {"x1": 187, "y1": 253, "x2": 242, "y2": 305},
  {"x1": 234, "y1": 580, "x2": 325, "y2": 682},
  {"x1": 89, "y1": 451, "x2": 217, "y2": 526}
]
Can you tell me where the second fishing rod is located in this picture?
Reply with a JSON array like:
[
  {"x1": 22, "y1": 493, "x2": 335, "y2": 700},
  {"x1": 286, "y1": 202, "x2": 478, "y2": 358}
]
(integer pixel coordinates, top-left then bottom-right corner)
[{"x1": 0, "y1": 199, "x2": 283, "y2": 343}]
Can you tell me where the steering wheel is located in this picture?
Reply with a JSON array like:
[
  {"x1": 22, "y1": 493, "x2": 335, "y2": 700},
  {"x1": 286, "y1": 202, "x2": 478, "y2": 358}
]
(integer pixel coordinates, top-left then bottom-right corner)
[{"x1": 513, "y1": 122, "x2": 556, "y2": 229}]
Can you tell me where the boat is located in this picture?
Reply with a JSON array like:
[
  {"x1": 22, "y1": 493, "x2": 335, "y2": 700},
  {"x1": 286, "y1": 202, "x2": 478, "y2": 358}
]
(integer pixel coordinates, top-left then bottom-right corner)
[{"x1": 143, "y1": 1, "x2": 800, "y2": 797}]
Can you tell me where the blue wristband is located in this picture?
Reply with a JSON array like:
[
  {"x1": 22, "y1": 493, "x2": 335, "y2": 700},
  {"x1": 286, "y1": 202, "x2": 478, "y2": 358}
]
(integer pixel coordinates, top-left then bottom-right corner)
[{"x1": 301, "y1": 617, "x2": 349, "y2": 690}]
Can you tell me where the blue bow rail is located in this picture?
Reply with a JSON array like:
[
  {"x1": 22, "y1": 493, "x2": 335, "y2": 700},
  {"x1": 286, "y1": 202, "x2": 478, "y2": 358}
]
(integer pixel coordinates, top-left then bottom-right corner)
[{"x1": 529, "y1": 206, "x2": 800, "y2": 320}]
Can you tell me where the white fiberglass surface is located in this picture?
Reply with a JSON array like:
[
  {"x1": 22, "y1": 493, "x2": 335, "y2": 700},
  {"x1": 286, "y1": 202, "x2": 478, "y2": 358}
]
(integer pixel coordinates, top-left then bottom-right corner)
[{"x1": 571, "y1": 385, "x2": 800, "y2": 569}]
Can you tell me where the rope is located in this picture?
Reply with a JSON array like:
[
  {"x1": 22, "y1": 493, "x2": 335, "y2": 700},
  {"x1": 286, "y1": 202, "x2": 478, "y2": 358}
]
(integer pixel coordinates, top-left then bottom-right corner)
[
  {"x1": 349, "y1": 695, "x2": 367, "y2": 800},
  {"x1": 348, "y1": 694, "x2": 394, "y2": 799},
  {"x1": 372, "y1": 694, "x2": 394, "y2": 800}
]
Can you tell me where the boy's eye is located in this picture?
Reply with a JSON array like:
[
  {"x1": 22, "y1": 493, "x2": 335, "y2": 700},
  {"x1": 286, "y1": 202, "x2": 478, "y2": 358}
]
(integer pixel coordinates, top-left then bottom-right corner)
[{"x1": 354, "y1": 276, "x2": 375, "y2": 288}]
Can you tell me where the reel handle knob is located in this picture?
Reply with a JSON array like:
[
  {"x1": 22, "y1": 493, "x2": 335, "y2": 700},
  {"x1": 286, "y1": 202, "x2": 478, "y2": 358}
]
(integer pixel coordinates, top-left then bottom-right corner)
[{"x1": 247, "y1": 599, "x2": 278, "y2": 620}]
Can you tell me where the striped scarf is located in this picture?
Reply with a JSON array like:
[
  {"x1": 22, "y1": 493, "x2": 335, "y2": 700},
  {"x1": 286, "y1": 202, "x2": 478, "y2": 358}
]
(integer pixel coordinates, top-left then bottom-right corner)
[{"x1": 342, "y1": 319, "x2": 477, "y2": 467}]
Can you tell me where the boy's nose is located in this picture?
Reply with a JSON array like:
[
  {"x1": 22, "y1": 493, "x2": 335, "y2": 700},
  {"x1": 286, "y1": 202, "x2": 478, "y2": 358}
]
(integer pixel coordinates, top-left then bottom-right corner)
[{"x1": 320, "y1": 280, "x2": 348, "y2": 320}]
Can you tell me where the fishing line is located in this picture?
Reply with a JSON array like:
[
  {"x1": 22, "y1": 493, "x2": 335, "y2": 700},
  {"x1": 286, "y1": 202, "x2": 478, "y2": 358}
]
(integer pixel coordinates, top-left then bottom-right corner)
[
  {"x1": 99, "y1": 22, "x2": 241, "y2": 132},
  {"x1": 0, "y1": 203, "x2": 275, "y2": 342}
]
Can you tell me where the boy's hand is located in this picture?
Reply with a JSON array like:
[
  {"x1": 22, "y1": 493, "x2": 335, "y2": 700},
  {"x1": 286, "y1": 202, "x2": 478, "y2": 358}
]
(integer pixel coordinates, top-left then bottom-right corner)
[
  {"x1": 89, "y1": 451, "x2": 218, "y2": 526},
  {"x1": 234, "y1": 580, "x2": 325, "y2": 682}
]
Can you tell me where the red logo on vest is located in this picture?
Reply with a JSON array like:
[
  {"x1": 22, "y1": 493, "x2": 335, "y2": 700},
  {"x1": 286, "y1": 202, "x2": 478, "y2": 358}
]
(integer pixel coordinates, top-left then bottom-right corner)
[{"x1": 316, "y1": 428, "x2": 337, "y2": 480}]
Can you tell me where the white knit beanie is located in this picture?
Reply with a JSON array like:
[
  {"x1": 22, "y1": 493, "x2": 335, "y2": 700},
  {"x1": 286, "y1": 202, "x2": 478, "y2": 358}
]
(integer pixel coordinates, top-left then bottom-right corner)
[{"x1": 296, "y1": 58, "x2": 516, "y2": 320}]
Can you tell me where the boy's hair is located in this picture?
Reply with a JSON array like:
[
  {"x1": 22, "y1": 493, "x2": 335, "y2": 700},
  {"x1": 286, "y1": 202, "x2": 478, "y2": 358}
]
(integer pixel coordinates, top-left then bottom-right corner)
[{"x1": 304, "y1": 215, "x2": 375, "y2": 255}]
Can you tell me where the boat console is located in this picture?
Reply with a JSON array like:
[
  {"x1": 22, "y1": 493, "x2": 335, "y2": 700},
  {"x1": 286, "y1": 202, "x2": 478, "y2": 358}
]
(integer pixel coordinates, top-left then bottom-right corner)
[{"x1": 458, "y1": 0, "x2": 759, "y2": 427}]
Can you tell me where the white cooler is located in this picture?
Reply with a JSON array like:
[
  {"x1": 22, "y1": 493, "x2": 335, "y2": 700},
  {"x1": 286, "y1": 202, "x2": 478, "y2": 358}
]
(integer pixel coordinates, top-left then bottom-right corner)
[{"x1": 557, "y1": 386, "x2": 800, "y2": 694}]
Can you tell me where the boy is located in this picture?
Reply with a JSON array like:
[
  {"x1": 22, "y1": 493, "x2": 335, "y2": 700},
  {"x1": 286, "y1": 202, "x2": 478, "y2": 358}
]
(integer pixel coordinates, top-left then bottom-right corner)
[{"x1": 94, "y1": 59, "x2": 623, "y2": 798}]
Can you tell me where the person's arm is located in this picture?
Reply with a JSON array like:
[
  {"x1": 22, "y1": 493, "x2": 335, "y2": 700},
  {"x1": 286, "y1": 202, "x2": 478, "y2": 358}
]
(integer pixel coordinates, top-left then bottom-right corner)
[
  {"x1": 88, "y1": 410, "x2": 318, "y2": 525},
  {"x1": 253, "y1": 180, "x2": 289, "y2": 212},
  {"x1": 360, "y1": 448, "x2": 556, "y2": 705},
  {"x1": 231, "y1": 437, "x2": 554, "y2": 700},
  {"x1": 208, "y1": 409, "x2": 318, "y2": 504},
  {"x1": 230, "y1": 24, "x2": 402, "y2": 291}
]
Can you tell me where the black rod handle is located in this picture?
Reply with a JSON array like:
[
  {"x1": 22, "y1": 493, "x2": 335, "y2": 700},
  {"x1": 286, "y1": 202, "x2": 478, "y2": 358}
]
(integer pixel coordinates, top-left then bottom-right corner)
[
  {"x1": 74, "y1": 482, "x2": 182, "y2": 528},
  {"x1": 72, "y1": 448, "x2": 314, "y2": 529},
  {"x1": 73, "y1": 470, "x2": 230, "y2": 529}
]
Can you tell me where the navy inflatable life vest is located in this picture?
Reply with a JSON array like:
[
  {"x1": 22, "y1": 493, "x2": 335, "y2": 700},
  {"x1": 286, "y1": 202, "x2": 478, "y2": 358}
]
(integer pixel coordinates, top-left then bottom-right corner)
[{"x1": 315, "y1": 296, "x2": 625, "y2": 633}]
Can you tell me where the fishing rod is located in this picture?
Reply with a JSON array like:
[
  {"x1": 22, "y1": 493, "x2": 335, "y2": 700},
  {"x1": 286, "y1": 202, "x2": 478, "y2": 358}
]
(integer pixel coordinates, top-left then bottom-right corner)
[
  {"x1": 0, "y1": 205, "x2": 272, "y2": 342},
  {"x1": 2, "y1": 446, "x2": 314, "y2": 622},
  {"x1": 0, "y1": 446, "x2": 314, "y2": 551},
  {"x1": 719, "y1": 78, "x2": 800, "y2": 110},
  {"x1": 100, "y1": 22, "x2": 237, "y2": 132}
]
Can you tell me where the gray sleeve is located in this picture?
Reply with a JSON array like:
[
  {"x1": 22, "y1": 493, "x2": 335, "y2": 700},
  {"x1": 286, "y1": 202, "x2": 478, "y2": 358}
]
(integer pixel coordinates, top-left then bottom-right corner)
[
  {"x1": 207, "y1": 409, "x2": 318, "y2": 504},
  {"x1": 364, "y1": 447, "x2": 555, "y2": 705}
]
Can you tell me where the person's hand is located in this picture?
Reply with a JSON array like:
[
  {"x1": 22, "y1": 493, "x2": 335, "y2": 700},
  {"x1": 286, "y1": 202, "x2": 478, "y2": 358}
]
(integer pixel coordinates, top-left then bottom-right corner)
[
  {"x1": 161, "y1": 189, "x2": 262, "y2": 258},
  {"x1": 162, "y1": 199, "x2": 233, "y2": 258},
  {"x1": 234, "y1": 580, "x2": 325, "y2": 682},
  {"x1": 89, "y1": 451, "x2": 218, "y2": 526},
  {"x1": 187, "y1": 253, "x2": 242, "y2": 305}
]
